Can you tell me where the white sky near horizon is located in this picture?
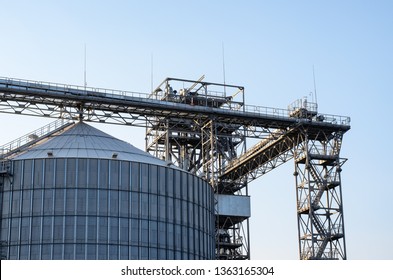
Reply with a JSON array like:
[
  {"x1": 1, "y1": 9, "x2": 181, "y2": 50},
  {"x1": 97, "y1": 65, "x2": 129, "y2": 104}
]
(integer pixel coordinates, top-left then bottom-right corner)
[{"x1": 0, "y1": 0, "x2": 392, "y2": 260}]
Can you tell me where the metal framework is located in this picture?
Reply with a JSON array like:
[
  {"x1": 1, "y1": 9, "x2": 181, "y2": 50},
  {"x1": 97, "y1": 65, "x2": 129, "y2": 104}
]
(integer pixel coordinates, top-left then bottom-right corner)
[
  {"x1": 146, "y1": 78, "x2": 249, "y2": 259},
  {"x1": 0, "y1": 76, "x2": 350, "y2": 260}
]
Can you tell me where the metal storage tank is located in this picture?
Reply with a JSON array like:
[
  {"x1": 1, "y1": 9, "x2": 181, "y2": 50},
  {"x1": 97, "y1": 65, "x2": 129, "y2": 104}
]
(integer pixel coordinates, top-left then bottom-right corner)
[{"x1": 0, "y1": 122, "x2": 215, "y2": 260}]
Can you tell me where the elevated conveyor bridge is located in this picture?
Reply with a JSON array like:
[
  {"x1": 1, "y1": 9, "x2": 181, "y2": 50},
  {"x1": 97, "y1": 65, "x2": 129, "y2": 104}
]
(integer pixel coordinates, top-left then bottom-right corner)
[
  {"x1": 0, "y1": 77, "x2": 349, "y2": 131},
  {"x1": 219, "y1": 128, "x2": 296, "y2": 193}
]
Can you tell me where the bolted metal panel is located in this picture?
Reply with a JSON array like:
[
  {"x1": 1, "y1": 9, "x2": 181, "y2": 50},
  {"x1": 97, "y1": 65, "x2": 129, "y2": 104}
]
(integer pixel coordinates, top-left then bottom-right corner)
[{"x1": 0, "y1": 124, "x2": 216, "y2": 260}]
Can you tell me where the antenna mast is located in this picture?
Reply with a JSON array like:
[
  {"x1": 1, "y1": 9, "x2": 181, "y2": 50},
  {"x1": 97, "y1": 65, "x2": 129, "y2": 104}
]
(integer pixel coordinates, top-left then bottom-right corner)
[
  {"x1": 222, "y1": 42, "x2": 226, "y2": 96},
  {"x1": 313, "y1": 65, "x2": 318, "y2": 105},
  {"x1": 84, "y1": 44, "x2": 87, "y2": 90},
  {"x1": 150, "y1": 53, "x2": 154, "y2": 93}
]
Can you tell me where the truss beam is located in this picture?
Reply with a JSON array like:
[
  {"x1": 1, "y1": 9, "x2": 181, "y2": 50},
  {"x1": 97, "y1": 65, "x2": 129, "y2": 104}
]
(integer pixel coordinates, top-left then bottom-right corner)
[{"x1": 0, "y1": 78, "x2": 350, "y2": 133}]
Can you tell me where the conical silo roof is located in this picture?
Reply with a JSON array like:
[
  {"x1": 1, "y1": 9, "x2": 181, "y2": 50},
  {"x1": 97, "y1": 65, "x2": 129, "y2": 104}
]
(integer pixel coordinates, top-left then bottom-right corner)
[{"x1": 12, "y1": 122, "x2": 167, "y2": 166}]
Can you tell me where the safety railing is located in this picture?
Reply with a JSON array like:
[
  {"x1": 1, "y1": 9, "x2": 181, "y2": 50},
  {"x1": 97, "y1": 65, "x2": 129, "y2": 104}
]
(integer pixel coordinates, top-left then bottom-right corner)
[
  {"x1": 0, "y1": 118, "x2": 72, "y2": 157},
  {"x1": 0, "y1": 76, "x2": 148, "y2": 99}
]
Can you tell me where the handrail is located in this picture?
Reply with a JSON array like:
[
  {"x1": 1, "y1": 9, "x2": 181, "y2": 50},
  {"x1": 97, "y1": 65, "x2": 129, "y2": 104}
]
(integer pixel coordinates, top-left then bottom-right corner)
[
  {"x1": 0, "y1": 118, "x2": 73, "y2": 157},
  {"x1": 0, "y1": 76, "x2": 148, "y2": 99}
]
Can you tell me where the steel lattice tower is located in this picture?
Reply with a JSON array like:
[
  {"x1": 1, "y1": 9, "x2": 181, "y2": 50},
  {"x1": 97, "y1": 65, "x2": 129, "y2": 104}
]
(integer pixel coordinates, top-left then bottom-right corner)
[{"x1": 294, "y1": 128, "x2": 346, "y2": 259}]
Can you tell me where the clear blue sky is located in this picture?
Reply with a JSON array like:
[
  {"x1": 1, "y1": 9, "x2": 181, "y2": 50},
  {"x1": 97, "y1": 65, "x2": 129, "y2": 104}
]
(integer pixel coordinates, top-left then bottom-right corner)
[{"x1": 1, "y1": 0, "x2": 392, "y2": 259}]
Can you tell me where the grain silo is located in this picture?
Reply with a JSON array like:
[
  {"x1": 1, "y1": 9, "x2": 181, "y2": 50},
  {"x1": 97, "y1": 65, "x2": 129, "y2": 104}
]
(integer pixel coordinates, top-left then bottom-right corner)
[{"x1": 0, "y1": 121, "x2": 215, "y2": 260}]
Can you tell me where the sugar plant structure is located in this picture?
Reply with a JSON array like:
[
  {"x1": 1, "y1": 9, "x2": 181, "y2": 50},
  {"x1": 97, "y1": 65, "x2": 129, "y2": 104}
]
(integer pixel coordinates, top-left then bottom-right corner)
[{"x1": 0, "y1": 76, "x2": 350, "y2": 260}]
